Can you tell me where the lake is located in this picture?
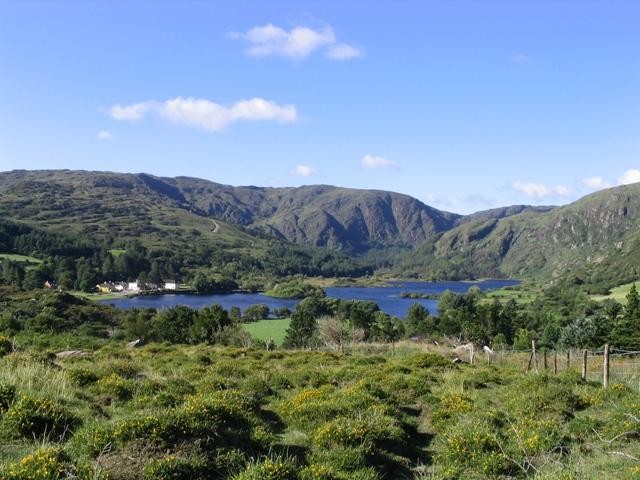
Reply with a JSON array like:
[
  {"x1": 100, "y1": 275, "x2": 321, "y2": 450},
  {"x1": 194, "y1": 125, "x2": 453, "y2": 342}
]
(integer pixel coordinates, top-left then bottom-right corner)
[{"x1": 100, "y1": 279, "x2": 519, "y2": 318}]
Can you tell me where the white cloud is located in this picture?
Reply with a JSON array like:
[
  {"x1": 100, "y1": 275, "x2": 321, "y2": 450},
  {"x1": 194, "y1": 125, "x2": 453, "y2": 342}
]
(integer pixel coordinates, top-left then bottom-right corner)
[
  {"x1": 511, "y1": 53, "x2": 532, "y2": 64},
  {"x1": 361, "y1": 154, "x2": 398, "y2": 169},
  {"x1": 512, "y1": 181, "x2": 570, "y2": 199},
  {"x1": 97, "y1": 130, "x2": 114, "y2": 141},
  {"x1": 108, "y1": 97, "x2": 298, "y2": 131},
  {"x1": 230, "y1": 24, "x2": 361, "y2": 60},
  {"x1": 325, "y1": 43, "x2": 363, "y2": 60},
  {"x1": 618, "y1": 169, "x2": 640, "y2": 185},
  {"x1": 293, "y1": 164, "x2": 316, "y2": 177},
  {"x1": 108, "y1": 102, "x2": 152, "y2": 120},
  {"x1": 583, "y1": 176, "x2": 611, "y2": 190}
]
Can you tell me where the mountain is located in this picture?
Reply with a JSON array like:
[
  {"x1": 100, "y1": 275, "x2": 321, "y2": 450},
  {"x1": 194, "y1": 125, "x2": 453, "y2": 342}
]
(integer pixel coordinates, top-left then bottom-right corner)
[
  {"x1": 4, "y1": 169, "x2": 638, "y2": 288},
  {"x1": 400, "y1": 184, "x2": 640, "y2": 287},
  {"x1": 0, "y1": 170, "x2": 459, "y2": 253}
]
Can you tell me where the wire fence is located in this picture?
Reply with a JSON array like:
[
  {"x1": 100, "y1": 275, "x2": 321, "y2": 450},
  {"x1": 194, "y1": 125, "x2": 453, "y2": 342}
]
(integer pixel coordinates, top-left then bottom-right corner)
[{"x1": 482, "y1": 344, "x2": 640, "y2": 391}]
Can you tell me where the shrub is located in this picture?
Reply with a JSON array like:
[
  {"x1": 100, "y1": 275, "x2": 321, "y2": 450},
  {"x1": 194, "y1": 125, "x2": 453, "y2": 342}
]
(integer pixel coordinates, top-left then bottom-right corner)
[
  {"x1": 143, "y1": 455, "x2": 208, "y2": 480},
  {"x1": 96, "y1": 373, "x2": 134, "y2": 401},
  {"x1": 0, "y1": 382, "x2": 16, "y2": 414},
  {"x1": 434, "y1": 417, "x2": 511, "y2": 478},
  {"x1": 312, "y1": 408, "x2": 406, "y2": 454},
  {"x1": 67, "y1": 367, "x2": 98, "y2": 386},
  {"x1": 232, "y1": 457, "x2": 298, "y2": 480},
  {"x1": 1, "y1": 447, "x2": 73, "y2": 480},
  {"x1": 412, "y1": 352, "x2": 452, "y2": 369},
  {"x1": 431, "y1": 393, "x2": 474, "y2": 429},
  {"x1": 69, "y1": 423, "x2": 116, "y2": 457},
  {"x1": 5, "y1": 395, "x2": 78, "y2": 439},
  {"x1": 0, "y1": 335, "x2": 13, "y2": 356}
]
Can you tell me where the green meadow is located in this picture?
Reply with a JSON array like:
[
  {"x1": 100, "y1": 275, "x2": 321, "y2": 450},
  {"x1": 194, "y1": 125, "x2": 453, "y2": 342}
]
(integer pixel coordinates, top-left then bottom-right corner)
[{"x1": 242, "y1": 318, "x2": 291, "y2": 346}]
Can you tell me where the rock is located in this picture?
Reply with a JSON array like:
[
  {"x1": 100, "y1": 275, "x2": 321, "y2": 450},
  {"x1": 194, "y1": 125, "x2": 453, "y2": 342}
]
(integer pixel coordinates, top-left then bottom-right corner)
[
  {"x1": 126, "y1": 339, "x2": 143, "y2": 348},
  {"x1": 56, "y1": 350, "x2": 87, "y2": 358}
]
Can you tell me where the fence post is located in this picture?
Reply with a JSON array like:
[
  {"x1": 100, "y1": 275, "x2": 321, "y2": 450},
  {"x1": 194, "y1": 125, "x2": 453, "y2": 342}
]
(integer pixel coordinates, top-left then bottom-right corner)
[
  {"x1": 470, "y1": 344, "x2": 474, "y2": 365},
  {"x1": 603, "y1": 344, "x2": 610, "y2": 389},
  {"x1": 543, "y1": 350, "x2": 548, "y2": 370},
  {"x1": 566, "y1": 350, "x2": 570, "y2": 370},
  {"x1": 532, "y1": 340, "x2": 538, "y2": 373},
  {"x1": 581, "y1": 349, "x2": 588, "y2": 381},
  {"x1": 553, "y1": 351, "x2": 558, "y2": 375}
]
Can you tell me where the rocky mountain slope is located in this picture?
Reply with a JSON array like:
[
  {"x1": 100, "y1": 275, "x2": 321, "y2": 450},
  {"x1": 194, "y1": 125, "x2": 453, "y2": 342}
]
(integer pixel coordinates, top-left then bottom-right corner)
[
  {"x1": 400, "y1": 184, "x2": 640, "y2": 286},
  {"x1": 0, "y1": 170, "x2": 460, "y2": 252}
]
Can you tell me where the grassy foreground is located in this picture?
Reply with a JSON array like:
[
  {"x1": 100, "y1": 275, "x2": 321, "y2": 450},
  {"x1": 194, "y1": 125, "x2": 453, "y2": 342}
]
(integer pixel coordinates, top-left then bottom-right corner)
[
  {"x1": 0, "y1": 340, "x2": 639, "y2": 479},
  {"x1": 242, "y1": 318, "x2": 291, "y2": 346}
]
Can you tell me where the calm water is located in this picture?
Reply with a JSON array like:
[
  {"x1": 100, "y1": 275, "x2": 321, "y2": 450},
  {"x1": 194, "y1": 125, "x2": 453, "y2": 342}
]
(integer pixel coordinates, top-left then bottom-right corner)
[{"x1": 101, "y1": 279, "x2": 519, "y2": 318}]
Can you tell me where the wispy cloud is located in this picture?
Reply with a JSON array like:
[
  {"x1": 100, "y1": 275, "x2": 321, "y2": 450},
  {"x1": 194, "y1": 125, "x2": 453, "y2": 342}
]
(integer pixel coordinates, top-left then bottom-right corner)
[
  {"x1": 108, "y1": 97, "x2": 298, "y2": 132},
  {"x1": 618, "y1": 169, "x2": 640, "y2": 185},
  {"x1": 512, "y1": 181, "x2": 570, "y2": 199},
  {"x1": 361, "y1": 154, "x2": 398, "y2": 170},
  {"x1": 293, "y1": 164, "x2": 317, "y2": 177},
  {"x1": 583, "y1": 176, "x2": 611, "y2": 190},
  {"x1": 229, "y1": 24, "x2": 362, "y2": 61},
  {"x1": 96, "y1": 130, "x2": 114, "y2": 141},
  {"x1": 510, "y1": 53, "x2": 532, "y2": 65},
  {"x1": 109, "y1": 102, "x2": 151, "y2": 121}
]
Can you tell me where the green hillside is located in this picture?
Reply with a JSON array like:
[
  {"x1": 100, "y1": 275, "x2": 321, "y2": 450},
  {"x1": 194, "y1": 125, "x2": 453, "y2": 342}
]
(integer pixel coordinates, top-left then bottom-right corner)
[{"x1": 399, "y1": 184, "x2": 640, "y2": 289}]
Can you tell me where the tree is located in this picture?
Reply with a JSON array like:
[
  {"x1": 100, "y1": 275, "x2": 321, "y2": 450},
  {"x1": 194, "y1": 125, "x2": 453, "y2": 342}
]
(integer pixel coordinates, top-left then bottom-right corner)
[
  {"x1": 612, "y1": 284, "x2": 640, "y2": 349},
  {"x1": 404, "y1": 303, "x2": 433, "y2": 337},
  {"x1": 318, "y1": 316, "x2": 348, "y2": 353},
  {"x1": 189, "y1": 304, "x2": 231, "y2": 344},
  {"x1": 243, "y1": 304, "x2": 270, "y2": 322},
  {"x1": 513, "y1": 328, "x2": 533, "y2": 350},
  {"x1": 229, "y1": 306, "x2": 242, "y2": 323},
  {"x1": 152, "y1": 305, "x2": 197, "y2": 343},
  {"x1": 371, "y1": 311, "x2": 404, "y2": 345},
  {"x1": 283, "y1": 296, "x2": 330, "y2": 348}
]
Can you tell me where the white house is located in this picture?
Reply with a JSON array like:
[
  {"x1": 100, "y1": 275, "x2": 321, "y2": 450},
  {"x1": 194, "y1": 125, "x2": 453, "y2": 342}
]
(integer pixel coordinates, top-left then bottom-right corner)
[
  {"x1": 163, "y1": 279, "x2": 178, "y2": 290},
  {"x1": 128, "y1": 281, "x2": 140, "y2": 292}
]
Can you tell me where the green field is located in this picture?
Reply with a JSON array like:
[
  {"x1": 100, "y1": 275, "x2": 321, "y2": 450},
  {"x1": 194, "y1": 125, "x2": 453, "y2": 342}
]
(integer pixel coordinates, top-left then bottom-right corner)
[
  {"x1": 0, "y1": 253, "x2": 42, "y2": 264},
  {"x1": 483, "y1": 284, "x2": 539, "y2": 304},
  {"x1": 242, "y1": 318, "x2": 291, "y2": 346},
  {"x1": 591, "y1": 281, "x2": 639, "y2": 302}
]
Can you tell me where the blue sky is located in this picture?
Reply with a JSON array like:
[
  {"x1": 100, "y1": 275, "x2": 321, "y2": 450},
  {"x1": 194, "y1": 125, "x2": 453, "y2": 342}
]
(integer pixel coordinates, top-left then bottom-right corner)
[{"x1": 0, "y1": 0, "x2": 638, "y2": 214}]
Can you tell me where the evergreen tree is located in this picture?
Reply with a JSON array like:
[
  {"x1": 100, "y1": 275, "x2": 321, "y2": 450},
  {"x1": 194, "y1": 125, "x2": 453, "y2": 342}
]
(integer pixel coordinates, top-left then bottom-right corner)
[
  {"x1": 283, "y1": 296, "x2": 330, "y2": 348},
  {"x1": 612, "y1": 284, "x2": 640, "y2": 349}
]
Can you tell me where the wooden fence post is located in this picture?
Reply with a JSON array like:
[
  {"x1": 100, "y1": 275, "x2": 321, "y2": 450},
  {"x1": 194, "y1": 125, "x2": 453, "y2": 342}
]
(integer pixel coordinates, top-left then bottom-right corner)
[
  {"x1": 532, "y1": 340, "x2": 538, "y2": 373},
  {"x1": 603, "y1": 344, "x2": 610, "y2": 389},
  {"x1": 581, "y1": 349, "x2": 588, "y2": 381},
  {"x1": 543, "y1": 350, "x2": 548, "y2": 370},
  {"x1": 470, "y1": 344, "x2": 474, "y2": 365},
  {"x1": 566, "y1": 350, "x2": 570, "y2": 370},
  {"x1": 553, "y1": 351, "x2": 558, "y2": 375}
]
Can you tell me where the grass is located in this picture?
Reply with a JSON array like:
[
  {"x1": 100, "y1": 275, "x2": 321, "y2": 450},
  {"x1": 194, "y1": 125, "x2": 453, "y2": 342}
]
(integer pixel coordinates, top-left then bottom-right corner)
[
  {"x1": 242, "y1": 318, "x2": 291, "y2": 346},
  {"x1": 0, "y1": 253, "x2": 42, "y2": 264},
  {"x1": 482, "y1": 284, "x2": 540, "y2": 305},
  {"x1": 591, "y1": 281, "x2": 639, "y2": 302},
  {"x1": 1, "y1": 340, "x2": 639, "y2": 479},
  {"x1": 69, "y1": 290, "x2": 134, "y2": 301}
]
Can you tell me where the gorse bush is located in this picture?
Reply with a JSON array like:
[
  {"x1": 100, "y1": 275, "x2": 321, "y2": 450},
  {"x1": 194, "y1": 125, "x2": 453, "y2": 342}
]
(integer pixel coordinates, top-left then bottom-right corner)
[
  {"x1": 1, "y1": 447, "x2": 74, "y2": 480},
  {"x1": 95, "y1": 372, "x2": 134, "y2": 401},
  {"x1": 0, "y1": 335, "x2": 12, "y2": 356},
  {"x1": 1, "y1": 340, "x2": 639, "y2": 479},
  {"x1": 232, "y1": 457, "x2": 298, "y2": 480},
  {"x1": 4, "y1": 395, "x2": 78, "y2": 439},
  {"x1": 0, "y1": 381, "x2": 16, "y2": 414}
]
